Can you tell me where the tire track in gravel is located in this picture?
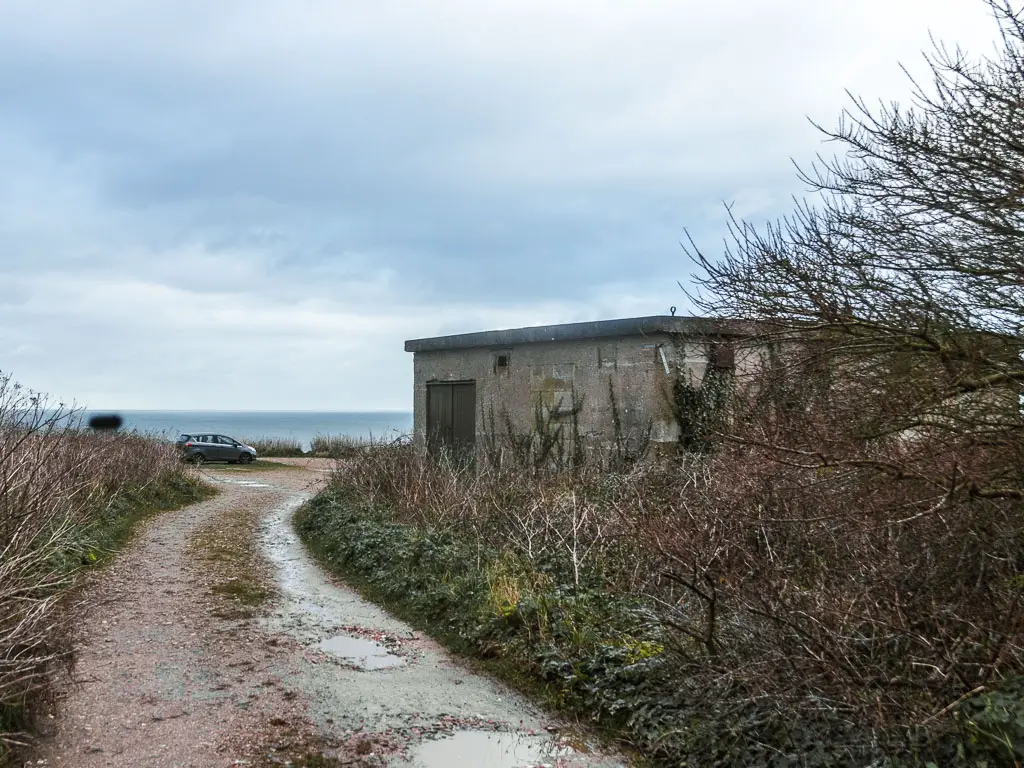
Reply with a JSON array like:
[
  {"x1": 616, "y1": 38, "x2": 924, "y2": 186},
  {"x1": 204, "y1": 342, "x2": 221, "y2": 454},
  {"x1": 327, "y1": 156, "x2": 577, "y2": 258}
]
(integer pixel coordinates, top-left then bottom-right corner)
[{"x1": 34, "y1": 460, "x2": 628, "y2": 768}]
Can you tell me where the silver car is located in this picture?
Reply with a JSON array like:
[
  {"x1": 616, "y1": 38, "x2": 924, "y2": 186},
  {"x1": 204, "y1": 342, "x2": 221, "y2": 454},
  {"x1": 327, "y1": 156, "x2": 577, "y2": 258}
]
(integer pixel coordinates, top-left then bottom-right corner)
[{"x1": 177, "y1": 434, "x2": 257, "y2": 465}]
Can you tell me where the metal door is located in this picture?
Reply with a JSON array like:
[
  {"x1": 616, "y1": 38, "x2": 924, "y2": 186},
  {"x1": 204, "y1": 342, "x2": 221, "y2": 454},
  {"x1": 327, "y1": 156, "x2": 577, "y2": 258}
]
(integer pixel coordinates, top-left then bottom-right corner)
[
  {"x1": 427, "y1": 383, "x2": 453, "y2": 454},
  {"x1": 427, "y1": 381, "x2": 476, "y2": 456},
  {"x1": 451, "y1": 382, "x2": 476, "y2": 453}
]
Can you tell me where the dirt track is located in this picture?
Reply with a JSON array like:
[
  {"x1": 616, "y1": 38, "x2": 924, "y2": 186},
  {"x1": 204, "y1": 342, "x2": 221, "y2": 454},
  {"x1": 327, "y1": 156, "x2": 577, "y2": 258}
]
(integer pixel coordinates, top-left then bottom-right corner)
[{"x1": 33, "y1": 460, "x2": 626, "y2": 767}]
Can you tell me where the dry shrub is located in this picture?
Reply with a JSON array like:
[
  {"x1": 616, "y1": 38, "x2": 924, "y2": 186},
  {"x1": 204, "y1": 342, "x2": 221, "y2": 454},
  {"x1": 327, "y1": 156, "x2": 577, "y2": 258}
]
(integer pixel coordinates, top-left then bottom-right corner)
[
  {"x1": 310, "y1": 433, "x2": 409, "y2": 459},
  {"x1": 0, "y1": 373, "x2": 187, "y2": 753},
  {"x1": 671, "y1": 3, "x2": 1024, "y2": 757},
  {"x1": 333, "y1": 432, "x2": 1023, "y2": 760},
  {"x1": 330, "y1": 4, "x2": 1024, "y2": 758},
  {"x1": 245, "y1": 437, "x2": 306, "y2": 457},
  {"x1": 634, "y1": 446, "x2": 1022, "y2": 747},
  {"x1": 337, "y1": 444, "x2": 638, "y2": 585}
]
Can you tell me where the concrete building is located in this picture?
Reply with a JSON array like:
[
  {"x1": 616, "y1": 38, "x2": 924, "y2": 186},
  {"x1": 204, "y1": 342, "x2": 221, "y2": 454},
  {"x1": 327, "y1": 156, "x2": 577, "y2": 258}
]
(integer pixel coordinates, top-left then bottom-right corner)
[{"x1": 404, "y1": 315, "x2": 755, "y2": 456}]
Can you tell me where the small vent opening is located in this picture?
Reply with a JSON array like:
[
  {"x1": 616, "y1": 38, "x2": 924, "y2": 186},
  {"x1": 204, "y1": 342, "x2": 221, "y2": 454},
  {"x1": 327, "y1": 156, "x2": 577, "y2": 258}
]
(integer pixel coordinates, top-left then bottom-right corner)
[{"x1": 711, "y1": 344, "x2": 735, "y2": 371}]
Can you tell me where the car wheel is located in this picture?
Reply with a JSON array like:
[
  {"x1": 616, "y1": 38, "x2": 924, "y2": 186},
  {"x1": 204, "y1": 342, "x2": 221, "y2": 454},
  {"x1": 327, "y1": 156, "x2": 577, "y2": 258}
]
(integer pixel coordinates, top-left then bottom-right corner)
[
  {"x1": 192, "y1": 453, "x2": 206, "y2": 466},
  {"x1": 238, "y1": 453, "x2": 254, "y2": 465}
]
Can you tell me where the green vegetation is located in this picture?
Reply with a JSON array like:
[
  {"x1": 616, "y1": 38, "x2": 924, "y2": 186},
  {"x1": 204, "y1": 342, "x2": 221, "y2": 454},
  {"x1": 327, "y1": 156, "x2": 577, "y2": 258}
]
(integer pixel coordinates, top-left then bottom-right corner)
[
  {"x1": 296, "y1": 484, "x2": 669, "y2": 763},
  {"x1": 73, "y1": 473, "x2": 216, "y2": 569},
  {"x1": 296, "y1": 421, "x2": 1022, "y2": 768}
]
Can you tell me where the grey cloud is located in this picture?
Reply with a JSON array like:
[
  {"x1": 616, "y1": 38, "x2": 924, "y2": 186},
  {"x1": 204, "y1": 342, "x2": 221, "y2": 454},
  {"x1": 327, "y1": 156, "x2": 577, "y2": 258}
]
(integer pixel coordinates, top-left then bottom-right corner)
[{"x1": 0, "y1": 0, "x2": 1002, "y2": 408}]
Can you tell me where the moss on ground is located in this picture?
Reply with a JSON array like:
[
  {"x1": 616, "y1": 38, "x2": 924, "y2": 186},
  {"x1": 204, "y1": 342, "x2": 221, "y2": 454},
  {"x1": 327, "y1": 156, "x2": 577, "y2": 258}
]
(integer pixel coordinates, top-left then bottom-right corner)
[{"x1": 189, "y1": 492, "x2": 277, "y2": 621}]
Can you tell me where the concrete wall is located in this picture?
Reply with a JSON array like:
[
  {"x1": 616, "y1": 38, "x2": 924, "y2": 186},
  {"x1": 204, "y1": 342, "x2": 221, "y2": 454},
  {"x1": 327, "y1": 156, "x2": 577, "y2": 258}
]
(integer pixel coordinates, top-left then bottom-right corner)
[{"x1": 411, "y1": 333, "x2": 761, "y2": 451}]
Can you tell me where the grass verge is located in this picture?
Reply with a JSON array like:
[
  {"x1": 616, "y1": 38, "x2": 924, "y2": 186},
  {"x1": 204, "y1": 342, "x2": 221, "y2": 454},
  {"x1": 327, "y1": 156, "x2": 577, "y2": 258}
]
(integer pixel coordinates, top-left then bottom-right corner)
[
  {"x1": 294, "y1": 487, "x2": 661, "y2": 765},
  {"x1": 1, "y1": 470, "x2": 216, "y2": 765},
  {"x1": 189, "y1": 491, "x2": 276, "y2": 621},
  {"x1": 76, "y1": 473, "x2": 218, "y2": 568}
]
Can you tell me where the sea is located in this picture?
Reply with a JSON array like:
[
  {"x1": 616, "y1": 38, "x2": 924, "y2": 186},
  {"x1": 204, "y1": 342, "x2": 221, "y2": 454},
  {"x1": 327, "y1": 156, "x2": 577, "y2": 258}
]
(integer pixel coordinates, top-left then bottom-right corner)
[{"x1": 82, "y1": 410, "x2": 413, "y2": 451}]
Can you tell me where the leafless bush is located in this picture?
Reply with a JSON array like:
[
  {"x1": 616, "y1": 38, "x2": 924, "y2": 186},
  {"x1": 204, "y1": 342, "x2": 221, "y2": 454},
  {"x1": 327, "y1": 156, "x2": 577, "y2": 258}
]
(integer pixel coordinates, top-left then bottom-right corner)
[
  {"x1": 0, "y1": 373, "x2": 185, "y2": 752},
  {"x1": 622, "y1": 446, "x2": 1023, "y2": 740},
  {"x1": 672, "y1": 0, "x2": 1024, "y2": 753},
  {"x1": 323, "y1": 3, "x2": 1024, "y2": 758},
  {"x1": 310, "y1": 433, "x2": 409, "y2": 459},
  {"x1": 333, "y1": 427, "x2": 1022, "y2": 754},
  {"x1": 336, "y1": 443, "x2": 636, "y2": 578},
  {"x1": 245, "y1": 437, "x2": 305, "y2": 457}
]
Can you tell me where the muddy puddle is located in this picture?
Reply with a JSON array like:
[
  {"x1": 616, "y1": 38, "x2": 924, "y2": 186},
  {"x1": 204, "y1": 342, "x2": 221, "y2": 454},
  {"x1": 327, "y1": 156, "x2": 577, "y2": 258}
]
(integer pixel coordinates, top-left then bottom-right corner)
[
  {"x1": 261, "y1": 496, "x2": 353, "y2": 613},
  {"x1": 319, "y1": 635, "x2": 406, "y2": 670},
  {"x1": 256, "y1": 491, "x2": 627, "y2": 767},
  {"x1": 410, "y1": 730, "x2": 577, "y2": 767}
]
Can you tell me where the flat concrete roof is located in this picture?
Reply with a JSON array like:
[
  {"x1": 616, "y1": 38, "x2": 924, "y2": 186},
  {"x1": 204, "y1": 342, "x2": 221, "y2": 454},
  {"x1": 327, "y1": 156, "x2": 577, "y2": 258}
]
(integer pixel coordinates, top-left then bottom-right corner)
[{"x1": 404, "y1": 315, "x2": 752, "y2": 353}]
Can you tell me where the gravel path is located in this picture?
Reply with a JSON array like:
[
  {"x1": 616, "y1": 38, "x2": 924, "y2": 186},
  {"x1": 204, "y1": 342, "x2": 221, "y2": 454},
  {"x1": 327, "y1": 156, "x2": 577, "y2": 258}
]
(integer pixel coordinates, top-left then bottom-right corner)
[{"x1": 33, "y1": 460, "x2": 627, "y2": 767}]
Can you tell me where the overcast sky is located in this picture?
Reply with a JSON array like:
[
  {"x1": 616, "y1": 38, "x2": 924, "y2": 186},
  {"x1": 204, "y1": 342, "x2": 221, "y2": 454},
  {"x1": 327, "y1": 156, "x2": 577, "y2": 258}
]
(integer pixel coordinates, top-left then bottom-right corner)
[{"x1": 0, "y1": 0, "x2": 1002, "y2": 410}]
